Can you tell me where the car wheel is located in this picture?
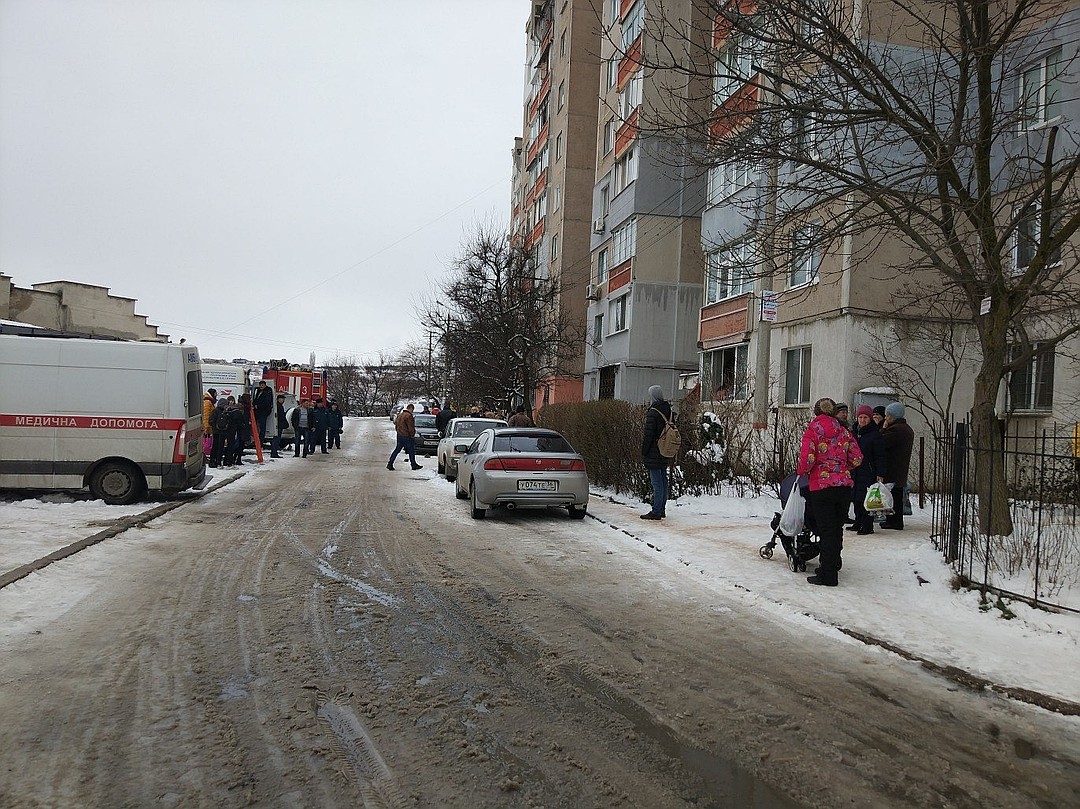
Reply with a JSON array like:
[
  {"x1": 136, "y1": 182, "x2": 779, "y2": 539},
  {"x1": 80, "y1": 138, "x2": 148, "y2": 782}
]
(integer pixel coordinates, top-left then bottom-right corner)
[
  {"x1": 89, "y1": 460, "x2": 146, "y2": 505},
  {"x1": 455, "y1": 478, "x2": 468, "y2": 499},
  {"x1": 568, "y1": 504, "x2": 587, "y2": 520},
  {"x1": 470, "y1": 483, "x2": 486, "y2": 519},
  {"x1": 437, "y1": 456, "x2": 445, "y2": 475},
  {"x1": 446, "y1": 469, "x2": 457, "y2": 483}
]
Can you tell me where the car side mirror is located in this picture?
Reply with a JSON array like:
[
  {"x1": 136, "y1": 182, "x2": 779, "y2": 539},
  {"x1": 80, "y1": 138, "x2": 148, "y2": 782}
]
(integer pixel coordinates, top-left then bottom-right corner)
[{"x1": 455, "y1": 444, "x2": 470, "y2": 453}]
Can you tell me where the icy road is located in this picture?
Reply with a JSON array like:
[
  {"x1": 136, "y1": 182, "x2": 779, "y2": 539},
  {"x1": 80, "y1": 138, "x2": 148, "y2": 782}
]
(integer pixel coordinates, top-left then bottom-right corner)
[{"x1": 0, "y1": 418, "x2": 1077, "y2": 808}]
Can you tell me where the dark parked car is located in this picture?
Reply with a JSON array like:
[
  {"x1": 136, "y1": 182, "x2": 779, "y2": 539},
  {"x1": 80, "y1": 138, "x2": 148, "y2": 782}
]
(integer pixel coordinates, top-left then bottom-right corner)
[{"x1": 413, "y1": 413, "x2": 441, "y2": 456}]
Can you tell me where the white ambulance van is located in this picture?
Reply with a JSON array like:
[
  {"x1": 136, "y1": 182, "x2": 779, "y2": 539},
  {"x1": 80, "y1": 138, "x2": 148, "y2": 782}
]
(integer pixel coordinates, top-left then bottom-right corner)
[{"x1": 0, "y1": 335, "x2": 207, "y2": 504}]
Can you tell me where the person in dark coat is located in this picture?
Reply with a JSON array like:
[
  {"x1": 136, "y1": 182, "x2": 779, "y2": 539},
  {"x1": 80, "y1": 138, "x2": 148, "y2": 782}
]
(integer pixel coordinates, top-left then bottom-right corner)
[
  {"x1": 209, "y1": 398, "x2": 230, "y2": 468},
  {"x1": 270, "y1": 393, "x2": 287, "y2": 458},
  {"x1": 326, "y1": 402, "x2": 344, "y2": 449},
  {"x1": 435, "y1": 401, "x2": 455, "y2": 437},
  {"x1": 880, "y1": 401, "x2": 915, "y2": 529},
  {"x1": 309, "y1": 398, "x2": 329, "y2": 455},
  {"x1": 507, "y1": 405, "x2": 532, "y2": 427},
  {"x1": 252, "y1": 380, "x2": 274, "y2": 445},
  {"x1": 849, "y1": 405, "x2": 886, "y2": 535},
  {"x1": 640, "y1": 385, "x2": 673, "y2": 521}
]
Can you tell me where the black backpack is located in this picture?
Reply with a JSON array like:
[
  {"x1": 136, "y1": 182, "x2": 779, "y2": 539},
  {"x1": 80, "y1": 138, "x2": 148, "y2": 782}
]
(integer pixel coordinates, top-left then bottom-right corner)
[{"x1": 214, "y1": 408, "x2": 233, "y2": 433}]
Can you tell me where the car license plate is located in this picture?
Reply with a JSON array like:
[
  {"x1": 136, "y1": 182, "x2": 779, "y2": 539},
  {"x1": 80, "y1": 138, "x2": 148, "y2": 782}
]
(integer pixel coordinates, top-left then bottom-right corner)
[{"x1": 518, "y1": 480, "x2": 557, "y2": 491}]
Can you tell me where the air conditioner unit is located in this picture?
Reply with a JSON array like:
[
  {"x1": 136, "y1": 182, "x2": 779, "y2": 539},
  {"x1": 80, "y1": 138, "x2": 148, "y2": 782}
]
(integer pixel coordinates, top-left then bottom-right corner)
[
  {"x1": 586, "y1": 284, "x2": 601, "y2": 301},
  {"x1": 592, "y1": 217, "x2": 606, "y2": 234}
]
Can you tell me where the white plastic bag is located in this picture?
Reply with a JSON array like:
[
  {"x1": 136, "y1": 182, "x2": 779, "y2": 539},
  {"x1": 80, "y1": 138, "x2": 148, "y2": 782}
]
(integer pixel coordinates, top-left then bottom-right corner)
[
  {"x1": 864, "y1": 481, "x2": 894, "y2": 514},
  {"x1": 778, "y1": 483, "x2": 806, "y2": 536}
]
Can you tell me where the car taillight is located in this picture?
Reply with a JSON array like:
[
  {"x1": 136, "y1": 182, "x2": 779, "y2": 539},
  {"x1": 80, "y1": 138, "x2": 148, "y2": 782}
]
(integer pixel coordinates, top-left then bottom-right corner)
[
  {"x1": 483, "y1": 458, "x2": 506, "y2": 471},
  {"x1": 568, "y1": 459, "x2": 585, "y2": 471},
  {"x1": 494, "y1": 457, "x2": 585, "y2": 472},
  {"x1": 173, "y1": 423, "x2": 187, "y2": 464}
]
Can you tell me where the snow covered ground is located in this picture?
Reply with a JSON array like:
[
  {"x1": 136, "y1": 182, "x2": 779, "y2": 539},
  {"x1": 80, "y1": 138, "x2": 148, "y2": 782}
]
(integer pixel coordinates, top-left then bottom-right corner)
[{"x1": 2, "y1": 455, "x2": 1078, "y2": 709}]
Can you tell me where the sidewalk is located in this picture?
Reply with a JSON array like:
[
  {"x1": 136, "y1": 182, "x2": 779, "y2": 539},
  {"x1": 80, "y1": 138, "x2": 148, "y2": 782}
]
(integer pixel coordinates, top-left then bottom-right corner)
[{"x1": 583, "y1": 487, "x2": 1080, "y2": 712}]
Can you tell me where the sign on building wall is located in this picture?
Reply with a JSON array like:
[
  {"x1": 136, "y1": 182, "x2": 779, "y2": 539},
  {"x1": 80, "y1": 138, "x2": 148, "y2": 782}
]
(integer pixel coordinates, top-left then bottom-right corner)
[{"x1": 760, "y1": 290, "x2": 778, "y2": 322}]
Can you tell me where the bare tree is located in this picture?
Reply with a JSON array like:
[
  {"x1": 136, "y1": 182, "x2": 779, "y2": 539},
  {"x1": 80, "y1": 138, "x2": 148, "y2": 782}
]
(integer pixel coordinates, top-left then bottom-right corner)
[
  {"x1": 617, "y1": 0, "x2": 1080, "y2": 533},
  {"x1": 420, "y1": 224, "x2": 583, "y2": 411}
]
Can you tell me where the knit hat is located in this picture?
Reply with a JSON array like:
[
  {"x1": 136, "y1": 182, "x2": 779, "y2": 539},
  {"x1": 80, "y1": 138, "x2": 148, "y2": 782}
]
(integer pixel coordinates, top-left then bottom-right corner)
[
  {"x1": 835, "y1": 402, "x2": 849, "y2": 413},
  {"x1": 872, "y1": 405, "x2": 886, "y2": 417},
  {"x1": 855, "y1": 405, "x2": 873, "y2": 418},
  {"x1": 885, "y1": 402, "x2": 906, "y2": 419},
  {"x1": 812, "y1": 397, "x2": 836, "y2": 416},
  {"x1": 648, "y1": 385, "x2": 664, "y2": 402}
]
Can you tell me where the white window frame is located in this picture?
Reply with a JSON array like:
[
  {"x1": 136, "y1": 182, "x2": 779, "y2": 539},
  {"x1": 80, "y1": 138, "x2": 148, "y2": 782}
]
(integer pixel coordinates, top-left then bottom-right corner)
[
  {"x1": 558, "y1": 80, "x2": 566, "y2": 111},
  {"x1": 622, "y1": 0, "x2": 644, "y2": 50},
  {"x1": 789, "y1": 222, "x2": 822, "y2": 288},
  {"x1": 614, "y1": 146, "x2": 638, "y2": 194},
  {"x1": 783, "y1": 346, "x2": 813, "y2": 405},
  {"x1": 593, "y1": 313, "x2": 604, "y2": 343},
  {"x1": 705, "y1": 244, "x2": 754, "y2": 304},
  {"x1": 555, "y1": 131, "x2": 563, "y2": 161},
  {"x1": 609, "y1": 293, "x2": 630, "y2": 334},
  {"x1": 704, "y1": 343, "x2": 750, "y2": 401},
  {"x1": 552, "y1": 183, "x2": 562, "y2": 211},
  {"x1": 1018, "y1": 47, "x2": 1062, "y2": 132},
  {"x1": 1007, "y1": 343, "x2": 1055, "y2": 412},
  {"x1": 611, "y1": 218, "x2": 637, "y2": 265},
  {"x1": 603, "y1": 119, "x2": 617, "y2": 154},
  {"x1": 597, "y1": 247, "x2": 608, "y2": 282},
  {"x1": 1013, "y1": 201, "x2": 1061, "y2": 273},
  {"x1": 619, "y1": 70, "x2": 643, "y2": 120},
  {"x1": 713, "y1": 38, "x2": 753, "y2": 107},
  {"x1": 551, "y1": 232, "x2": 559, "y2": 262}
]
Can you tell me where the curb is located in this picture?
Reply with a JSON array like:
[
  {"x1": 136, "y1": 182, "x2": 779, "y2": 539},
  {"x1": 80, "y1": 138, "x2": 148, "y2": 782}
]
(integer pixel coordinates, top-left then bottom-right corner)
[{"x1": 0, "y1": 472, "x2": 245, "y2": 591}]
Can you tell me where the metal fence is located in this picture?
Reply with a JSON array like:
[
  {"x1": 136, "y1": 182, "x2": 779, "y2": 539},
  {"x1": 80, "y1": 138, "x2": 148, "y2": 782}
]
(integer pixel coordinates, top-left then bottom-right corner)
[{"x1": 929, "y1": 420, "x2": 1080, "y2": 613}]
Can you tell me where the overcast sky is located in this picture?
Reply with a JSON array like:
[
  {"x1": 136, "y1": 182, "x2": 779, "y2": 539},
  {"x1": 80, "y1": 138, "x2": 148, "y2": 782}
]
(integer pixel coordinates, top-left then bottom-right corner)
[{"x1": 0, "y1": 0, "x2": 526, "y2": 364}]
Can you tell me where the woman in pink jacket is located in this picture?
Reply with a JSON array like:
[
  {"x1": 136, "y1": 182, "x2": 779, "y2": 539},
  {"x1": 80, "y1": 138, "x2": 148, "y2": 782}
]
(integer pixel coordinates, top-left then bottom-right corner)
[{"x1": 797, "y1": 397, "x2": 864, "y2": 586}]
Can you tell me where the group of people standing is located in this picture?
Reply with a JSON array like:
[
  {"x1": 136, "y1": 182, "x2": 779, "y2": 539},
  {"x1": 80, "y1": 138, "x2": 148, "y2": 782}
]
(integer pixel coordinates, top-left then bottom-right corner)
[
  {"x1": 202, "y1": 380, "x2": 345, "y2": 466},
  {"x1": 798, "y1": 398, "x2": 914, "y2": 587}
]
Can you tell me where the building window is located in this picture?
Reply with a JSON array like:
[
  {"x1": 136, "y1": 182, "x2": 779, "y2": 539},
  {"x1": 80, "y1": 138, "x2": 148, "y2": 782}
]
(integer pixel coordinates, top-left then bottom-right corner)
[
  {"x1": 552, "y1": 184, "x2": 562, "y2": 211},
  {"x1": 793, "y1": 113, "x2": 821, "y2": 162},
  {"x1": 597, "y1": 248, "x2": 608, "y2": 282},
  {"x1": 614, "y1": 146, "x2": 638, "y2": 194},
  {"x1": 603, "y1": 119, "x2": 616, "y2": 154},
  {"x1": 713, "y1": 37, "x2": 753, "y2": 106},
  {"x1": 704, "y1": 344, "x2": 749, "y2": 401},
  {"x1": 560, "y1": 30, "x2": 566, "y2": 56},
  {"x1": 555, "y1": 131, "x2": 564, "y2": 160},
  {"x1": 1008, "y1": 344, "x2": 1055, "y2": 411},
  {"x1": 601, "y1": 184, "x2": 610, "y2": 216},
  {"x1": 789, "y1": 222, "x2": 822, "y2": 288},
  {"x1": 1018, "y1": 47, "x2": 1062, "y2": 131},
  {"x1": 593, "y1": 313, "x2": 604, "y2": 343},
  {"x1": 622, "y1": 0, "x2": 644, "y2": 49},
  {"x1": 708, "y1": 161, "x2": 756, "y2": 206},
  {"x1": 609, "y1": 293, "x2": 629, "y2": 333},
  {"x1": 551, "y1": 233, "x2": 559, "y2": 262},
  {"x1": 619, "y1": 71, "x2": 643, "y2": 119},
  {"x1": 607, "y1": 56, "x2": 619, "y2": 89},
  {"x1": 611, "y1": 218, "x2": 637, "y2": 265},
  {"x1": 558, "y1": 80, "x2": 566, "y2": 111},
  {"x1": 706, "y1": 244, "x2": 754, "y2": 304},
  {"x1": 783, "y1": 346, "x2": 813, "y2": 405},
  {"x1": 1014, "y1": 202, "x2": 1061, "y2": 272}
]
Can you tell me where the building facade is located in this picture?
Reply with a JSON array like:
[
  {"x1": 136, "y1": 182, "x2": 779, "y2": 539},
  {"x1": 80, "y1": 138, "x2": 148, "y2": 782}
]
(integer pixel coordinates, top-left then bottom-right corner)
[
  {"x1": 0, "y1": 275, "x2": 168, "y2": 342},
  {"x1": 511, "y1": 0, "x2": 602, "y2": 408}
]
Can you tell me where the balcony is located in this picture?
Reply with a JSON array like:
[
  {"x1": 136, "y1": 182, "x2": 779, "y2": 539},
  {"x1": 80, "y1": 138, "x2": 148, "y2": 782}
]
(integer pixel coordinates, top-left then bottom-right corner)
[
  {"x1": 699, "y1": 294, "x2": 750, "y2": 348},
  {"x1": 607, "y1": 259, "x2": 633, "y2": 294}
]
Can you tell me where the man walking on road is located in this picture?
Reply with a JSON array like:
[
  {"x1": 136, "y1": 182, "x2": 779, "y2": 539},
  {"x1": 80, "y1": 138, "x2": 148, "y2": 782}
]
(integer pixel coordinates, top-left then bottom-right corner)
[{"x1": 388, "y1": 403, "x2": 423, "y2": 471}]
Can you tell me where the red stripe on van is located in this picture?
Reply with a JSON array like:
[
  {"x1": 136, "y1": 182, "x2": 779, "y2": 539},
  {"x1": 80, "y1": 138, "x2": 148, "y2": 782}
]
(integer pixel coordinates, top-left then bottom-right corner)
[{"x1": 0, "y1": 415, "x2": 185, "y2": 430}]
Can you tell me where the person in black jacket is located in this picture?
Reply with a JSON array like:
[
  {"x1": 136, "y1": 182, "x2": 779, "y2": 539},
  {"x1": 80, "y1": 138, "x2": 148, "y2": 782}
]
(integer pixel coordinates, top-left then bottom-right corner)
[
  {"x1": 309, "y1": 398, "x2": 329, "y2": 455},
  {"x1": 326, "y1": 402, "x2": 344, "y2": 449},
  {"x1": 270, "y1": 393, "x2": 287, "y2": 458},
  {"x1": 849, "y1": 405, "x2": 886, "y2": 534},
  {"x1": 252, "y1": 380, "x2": 274, "y2": 445},
  {"x1": 435, "y1": 401, "x2": 455, "y2": 437},
  {"x1": 641, "y1": 385, "x2": 672, "y2": 521},
  {"x1": 881, "y1": 401, "x2": 915, "y2": 529}
]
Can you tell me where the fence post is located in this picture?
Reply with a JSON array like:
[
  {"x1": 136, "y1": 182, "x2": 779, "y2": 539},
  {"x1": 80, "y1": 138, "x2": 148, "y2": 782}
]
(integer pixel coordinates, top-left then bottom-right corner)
[
  {"x1": 918, "y1": 436, "x2": 925, "y2": 509},
  {"x1": 947, "y1": 422, "x2": 967, "y2": 563}
]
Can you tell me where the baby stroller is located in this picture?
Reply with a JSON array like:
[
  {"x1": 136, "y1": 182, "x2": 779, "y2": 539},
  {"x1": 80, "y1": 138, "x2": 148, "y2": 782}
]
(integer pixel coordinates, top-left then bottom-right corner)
[{"x1": 759, "y1": 473, "x2": 820, "y2": 573}]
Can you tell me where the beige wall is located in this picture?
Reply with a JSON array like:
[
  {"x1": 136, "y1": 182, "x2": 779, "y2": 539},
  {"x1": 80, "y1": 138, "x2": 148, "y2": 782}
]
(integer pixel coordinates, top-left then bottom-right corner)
[{"x1": 1, "y1": 277, "x2": 167, "y2": 341}]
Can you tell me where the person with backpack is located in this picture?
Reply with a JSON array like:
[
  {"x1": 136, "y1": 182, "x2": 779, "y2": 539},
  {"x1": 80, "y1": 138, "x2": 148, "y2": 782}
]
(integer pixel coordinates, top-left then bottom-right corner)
[
  {"x1": 209, "y1": 398, "x2": 230, "y2": 468},
  {"x1": 641, "y1": 385, "x2": 677, "y2": 520}
]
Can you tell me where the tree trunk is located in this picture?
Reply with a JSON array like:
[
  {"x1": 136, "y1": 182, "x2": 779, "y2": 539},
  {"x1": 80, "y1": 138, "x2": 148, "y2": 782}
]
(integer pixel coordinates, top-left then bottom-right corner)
[{"x1": 970, "y1": 358, "x2": 1013, "y2": 537}]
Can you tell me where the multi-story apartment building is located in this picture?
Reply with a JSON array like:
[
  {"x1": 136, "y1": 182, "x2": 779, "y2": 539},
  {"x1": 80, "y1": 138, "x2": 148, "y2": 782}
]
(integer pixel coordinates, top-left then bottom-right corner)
[
  {"x1": 511, "y1": 0, "x2": 602, "y2": 408},
  {"x1": 581, "y1": 0, "x2": 707, "y2": 405},
  {"x1": 697, "y1": 3, "x2": 1080, "y2": 433}
]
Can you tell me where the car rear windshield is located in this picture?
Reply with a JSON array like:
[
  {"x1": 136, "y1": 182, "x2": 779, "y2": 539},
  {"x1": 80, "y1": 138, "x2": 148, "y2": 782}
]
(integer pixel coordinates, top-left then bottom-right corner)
[
  {"x1": 492, "y1": 434, "x2": 573, "y2": 453},
  {"x1": 414, "y1": 415, "x2": 437, "y2": 428},
  {"x1": 452, "y1": 421, "x2": 499, "y2": 438}
]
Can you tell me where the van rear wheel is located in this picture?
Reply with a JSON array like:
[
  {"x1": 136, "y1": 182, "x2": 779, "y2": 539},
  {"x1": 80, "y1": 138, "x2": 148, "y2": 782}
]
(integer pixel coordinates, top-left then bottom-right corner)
[{"x1": 89, "y1": 461, "x2": 145, "y2": 505}]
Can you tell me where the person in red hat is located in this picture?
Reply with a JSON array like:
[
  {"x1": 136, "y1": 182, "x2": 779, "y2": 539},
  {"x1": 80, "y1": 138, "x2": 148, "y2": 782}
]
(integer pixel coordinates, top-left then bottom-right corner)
[{"x1": 850, "y1": 405, "x2": 887, "y2": 535}]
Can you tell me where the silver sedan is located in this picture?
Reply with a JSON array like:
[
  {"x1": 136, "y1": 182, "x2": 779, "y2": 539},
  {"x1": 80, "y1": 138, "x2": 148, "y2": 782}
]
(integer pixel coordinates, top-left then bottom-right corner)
[{"x1": 454, "y1": 427, "x2": 589, "y2": 520}]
